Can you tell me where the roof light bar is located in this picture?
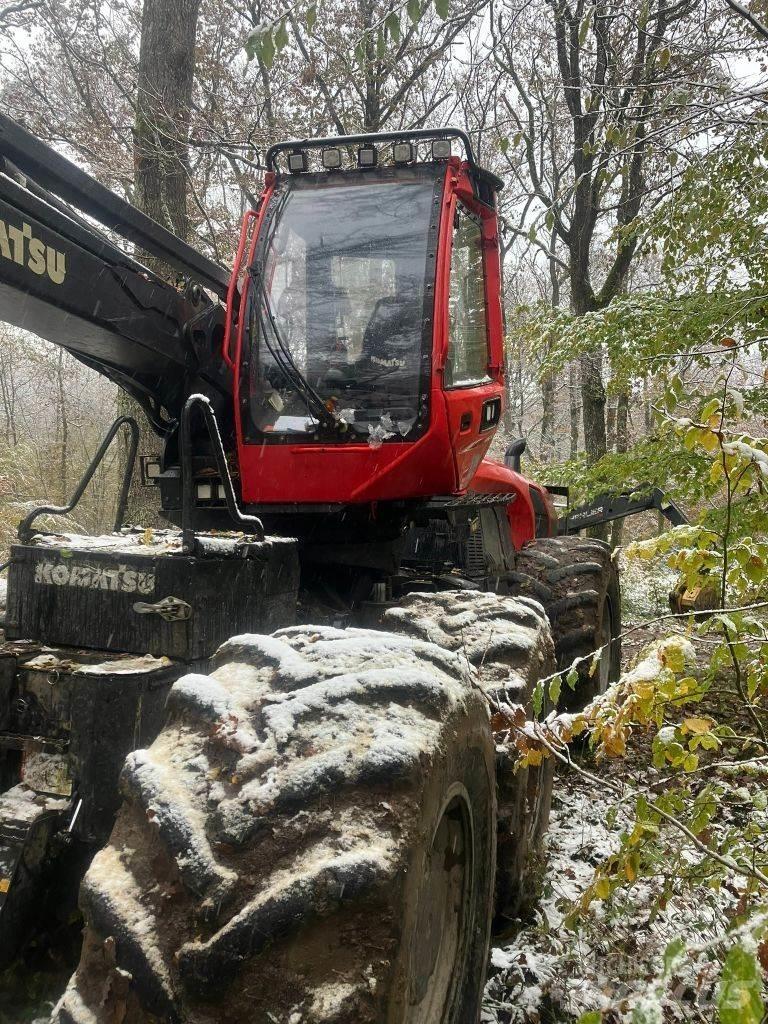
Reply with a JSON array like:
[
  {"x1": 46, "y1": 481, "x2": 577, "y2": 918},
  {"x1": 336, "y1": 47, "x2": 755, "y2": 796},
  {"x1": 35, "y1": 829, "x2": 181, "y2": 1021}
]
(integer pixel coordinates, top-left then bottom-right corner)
[
  {"x1": 265, "y1": 129, "x2": 505, "y2": 193},
  {"x1": 288, "y1": 150, "x2": 308, "y2": 173},
  {"x1": 392, "y1": 141, "x2": 416, "y2": 164},
  {"x1": 358, "y1": 144, "x2": 378, "y2": 168},
  {"x1": 322, "y1": 147, "x2": 342, "y2": 169}
]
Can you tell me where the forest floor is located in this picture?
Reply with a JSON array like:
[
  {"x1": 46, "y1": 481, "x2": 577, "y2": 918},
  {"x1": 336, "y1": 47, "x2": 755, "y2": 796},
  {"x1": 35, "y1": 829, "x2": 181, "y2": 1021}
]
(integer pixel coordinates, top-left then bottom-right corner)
[{"x1": 482, "y1": 620, "x2": 747, "y2": 1024}]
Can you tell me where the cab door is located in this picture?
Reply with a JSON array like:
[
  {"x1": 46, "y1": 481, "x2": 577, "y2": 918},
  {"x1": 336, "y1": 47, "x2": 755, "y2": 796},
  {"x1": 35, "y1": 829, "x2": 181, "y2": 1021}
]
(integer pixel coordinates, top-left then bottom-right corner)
[{"x1": 441, "y1": 200, "x2": 503, "y2": 490}]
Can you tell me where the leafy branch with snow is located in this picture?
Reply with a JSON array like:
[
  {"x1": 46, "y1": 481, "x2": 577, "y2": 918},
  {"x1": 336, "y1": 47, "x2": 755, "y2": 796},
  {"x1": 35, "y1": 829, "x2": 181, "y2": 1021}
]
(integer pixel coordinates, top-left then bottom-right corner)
[{"x1": 486, "y1": 361, "x2": 768, "y2": 1022}]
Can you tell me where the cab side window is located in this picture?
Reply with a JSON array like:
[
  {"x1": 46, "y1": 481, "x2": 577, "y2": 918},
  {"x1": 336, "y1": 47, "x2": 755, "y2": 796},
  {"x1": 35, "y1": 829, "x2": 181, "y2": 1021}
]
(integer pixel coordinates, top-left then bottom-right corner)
[{"x1": 445, "y1": 206, "x2": 489, "y2": 387}]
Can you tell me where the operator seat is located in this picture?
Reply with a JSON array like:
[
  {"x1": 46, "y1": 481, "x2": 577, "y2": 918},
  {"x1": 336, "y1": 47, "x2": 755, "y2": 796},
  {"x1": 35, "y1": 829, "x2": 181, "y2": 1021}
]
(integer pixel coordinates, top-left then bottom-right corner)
[{"x1": 360, "y1": 295, "x2": 420, "y2": 375}]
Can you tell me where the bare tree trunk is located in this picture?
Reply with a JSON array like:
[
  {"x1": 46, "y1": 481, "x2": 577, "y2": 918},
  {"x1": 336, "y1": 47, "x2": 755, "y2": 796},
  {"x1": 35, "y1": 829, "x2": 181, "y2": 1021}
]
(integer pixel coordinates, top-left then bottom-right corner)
[
  {"x1": 119, "y1": 0, "x2": 201, "y2": 526},
  {"x1": 610, "y1": 389, "x2": 630, "y2": 549},
  {"x1": 579, "y1": 350, "x2": 607, "y2": 463},
  {"x1": 540, "y1": 235, "x2": 559, "y2": 461},
  {"x1": 540, "y1": 374, "x2": 555, "y2": 460},
  {"x1": 0, "y1": 345, "x2": 18, "y2": 446},
  {"x1": 606, "y1": 396, "x2": 617, "y2": 452},
  {"x1": 615, "y1": 389, "x2": 629, "y2": 455},
  {"x1": 133, "y1": 0, "x2": 200, "y2": 247},
  {"x1": 56, "y1": 348, "x2": 68, "y2": 503},
  {"x1": 569, "y1": 362, "x2": 580, "y2": 459},
  {"x1": 362, "y1": 0, "x2": 381, "y2": 131},
  {"x1": 512, "y1": 335, "x2": 524, "y2": 437}
]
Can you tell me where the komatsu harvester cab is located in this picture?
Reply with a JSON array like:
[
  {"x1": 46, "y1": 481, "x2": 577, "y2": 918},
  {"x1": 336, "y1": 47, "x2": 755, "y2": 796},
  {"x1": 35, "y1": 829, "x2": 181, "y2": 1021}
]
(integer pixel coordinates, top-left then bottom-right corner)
[{"x1": 226, "y1": 129, "x2": 509, "y2": 507}]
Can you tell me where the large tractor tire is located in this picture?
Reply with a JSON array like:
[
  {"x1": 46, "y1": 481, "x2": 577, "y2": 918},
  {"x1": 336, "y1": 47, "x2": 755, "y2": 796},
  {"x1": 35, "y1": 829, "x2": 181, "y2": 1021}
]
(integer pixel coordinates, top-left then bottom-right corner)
[
  {"x1": 510, "y1": 537, "x2": 621, "y2": 707},
  {"x1": 382, "y1": 590, "x2": 556, "y2": 928},
  {"x1": 53, "y1": 625, "x2": 499, "y2": 1024}
]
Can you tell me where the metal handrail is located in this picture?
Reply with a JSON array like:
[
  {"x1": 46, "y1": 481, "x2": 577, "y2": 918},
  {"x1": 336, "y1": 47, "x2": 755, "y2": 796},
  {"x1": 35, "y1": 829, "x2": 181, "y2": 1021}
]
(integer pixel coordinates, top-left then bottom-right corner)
[
  {"x1": 18, "y1": 416, "x2": 140, "y2": 543},
  {"x1": 180, "y1": 394, "x2": 264, "y2": 554}
]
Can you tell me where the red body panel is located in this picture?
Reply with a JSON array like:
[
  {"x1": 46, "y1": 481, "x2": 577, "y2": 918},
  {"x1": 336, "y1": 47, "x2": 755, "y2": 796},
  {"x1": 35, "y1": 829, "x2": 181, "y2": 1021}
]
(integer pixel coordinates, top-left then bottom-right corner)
[
  {"x1": 470, "y1": 458, "x2": 537, "y2": 550},
  {"x1": 437, "y1": 167, "x2": 506, "y2": 491},
  {"x1": 228, "y1": 157, "x2": 542, "y2": 547},
  {"x1": 222, "y1": 208, "x2": 259, "y2": 370}
]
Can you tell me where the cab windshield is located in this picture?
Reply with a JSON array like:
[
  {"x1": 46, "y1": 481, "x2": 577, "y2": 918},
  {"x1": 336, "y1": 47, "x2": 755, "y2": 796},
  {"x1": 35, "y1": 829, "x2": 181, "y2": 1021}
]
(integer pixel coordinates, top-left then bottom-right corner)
[{"x1": 242, "y1": 174, "x2": 437, "y2": 443}]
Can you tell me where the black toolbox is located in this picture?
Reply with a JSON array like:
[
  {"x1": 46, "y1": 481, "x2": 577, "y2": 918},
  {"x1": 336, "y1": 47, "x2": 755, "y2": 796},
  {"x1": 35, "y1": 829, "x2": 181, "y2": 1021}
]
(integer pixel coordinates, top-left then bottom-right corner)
[{"x1": 5, "y1": 529, "x2": 299, "y2": 661}]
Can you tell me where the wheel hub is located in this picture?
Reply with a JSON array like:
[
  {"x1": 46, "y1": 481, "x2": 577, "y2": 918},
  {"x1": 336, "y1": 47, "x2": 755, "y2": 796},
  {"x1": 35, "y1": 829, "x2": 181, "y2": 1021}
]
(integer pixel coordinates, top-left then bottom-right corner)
[{"x1": 406, "y1": 796, "x2": 472, "y2": 1024}]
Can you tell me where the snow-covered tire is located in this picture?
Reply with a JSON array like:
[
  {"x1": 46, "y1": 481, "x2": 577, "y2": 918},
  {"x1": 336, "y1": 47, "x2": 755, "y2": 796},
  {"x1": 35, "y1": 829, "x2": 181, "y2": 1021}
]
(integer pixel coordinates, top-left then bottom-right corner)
[
  {"x1": 382, "y1": 590, "x2": 556, "y2": 928},
  {"x1": 53, "y1": 626, "x2": 498, "y2": 1024},
  {"x1": 510, "y1": 537, "x2": 621, "y2": 707}
]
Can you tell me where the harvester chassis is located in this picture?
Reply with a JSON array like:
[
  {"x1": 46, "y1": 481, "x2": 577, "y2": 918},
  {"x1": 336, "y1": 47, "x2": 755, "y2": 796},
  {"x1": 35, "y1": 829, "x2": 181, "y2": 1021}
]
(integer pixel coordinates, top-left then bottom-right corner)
[{"x1": 0, "y1": 115, "x2": 633, "y2": 1022}]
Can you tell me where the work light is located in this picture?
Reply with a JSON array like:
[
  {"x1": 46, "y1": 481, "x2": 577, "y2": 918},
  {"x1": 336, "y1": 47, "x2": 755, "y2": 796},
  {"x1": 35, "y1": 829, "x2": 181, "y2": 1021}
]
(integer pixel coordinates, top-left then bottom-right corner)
[
  {"x1": 432, "y1": 139, "x2": 452, "y2": 160},
  {"x1": 287, "y1": 150, "x2": 308, "y2": 173},
  {"x1": 322, "y1": 147, "x2": 342, "y2": 169},
  {"x1": 393, "y1": 142, "x2": 416, "y2": 164},
  {"x1": 140, "y1": 456, "x2": 161, "y2": 486},
  {"x1": 196, "y1": 482, "x2": 213, "y2": 500},
  {"x1": 358, "y1": 144, "x2": 377, "y2": 167}
]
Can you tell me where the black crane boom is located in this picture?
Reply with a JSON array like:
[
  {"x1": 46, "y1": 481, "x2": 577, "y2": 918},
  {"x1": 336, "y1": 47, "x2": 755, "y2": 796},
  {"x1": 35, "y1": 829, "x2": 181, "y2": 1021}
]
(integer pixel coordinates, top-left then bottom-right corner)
[
  {"x1": 0, "y1": 114, "x2": 232, "y2": 433},
  {"x1": 0, "y1": 113, "x2": 229, "y2": 299},
  {"x1": 559, "y1": 486, "x2": 689, "y2": 534}
]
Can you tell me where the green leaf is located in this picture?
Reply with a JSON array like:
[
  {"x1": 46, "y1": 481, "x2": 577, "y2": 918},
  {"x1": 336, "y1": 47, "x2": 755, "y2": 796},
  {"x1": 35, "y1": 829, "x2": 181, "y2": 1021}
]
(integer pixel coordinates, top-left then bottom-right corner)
[
  {"x1": 659, "y1": 46, "x2": 671, "y2": 69},
  {"x1": 532, "y1": 679, "x2": 544, "y2": 718},
  {"x1": 354, "y1": 37, "x2": 367, "y2": 67},
  {"x1": 594, "y1": 876, "x2": 611, "y2": 900},
  {"x1": 407, "y1": 0, "x2": 421, "y2": 24},
  {"x1": 549, "y1": 675, "x2": 561, "y2": 706},
  {"x1": 566, "y1": 667, "x2": 579, "y2": 690},
  {"x1": 718, "y1": 945, "x2": 764, "y2": 1024},
  {"x1": 434, "y1": 0, "x2": 450, "y2": 20},
  {"x1": 376, "y1": 25, "x2": 386, "y2": 58},
  {"x1": 244, "y1": 28, "x2": 261, "y2": 61},
  {"x1": 663, "y1": 937, "x2": 686, "y2": 977},
  {"x1": 306, "y1": 3, "x2": 317, "y2": 33},
  {"x1": 274, "y1": 17, "x2": 289, "y2": 51},
  {"x1": 576, "y1": 1014, "x2": 602, "y2": 1024},
  {"x1": 701, "y1": 398, "x2": 721, "y2": 420},
  {"x1": 682, "y1": 752, "x2": 699, "y2": 772},
  {"x1": 260, "y1": 29, "x2": 275, "y2": 68},
  {"x1": 385, "y1": 11, "x2": 401, "y2": 42},
  {"x1": 499, "y1": 136, "x2": 509, "y2": 155}
]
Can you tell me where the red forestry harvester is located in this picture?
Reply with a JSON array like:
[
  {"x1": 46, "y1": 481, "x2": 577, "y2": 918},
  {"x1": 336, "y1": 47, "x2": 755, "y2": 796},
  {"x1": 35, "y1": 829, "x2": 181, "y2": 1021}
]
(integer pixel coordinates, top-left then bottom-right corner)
[{"x1": 0, "y1": 118, "x2": 628, "y2": 1023}]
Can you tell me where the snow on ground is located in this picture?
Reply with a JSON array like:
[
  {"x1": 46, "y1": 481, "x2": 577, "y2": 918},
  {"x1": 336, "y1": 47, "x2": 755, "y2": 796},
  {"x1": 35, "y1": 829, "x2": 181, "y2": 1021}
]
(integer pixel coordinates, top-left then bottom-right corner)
[
  {"x1": 483, "y1": 760, "x2": 738, "y2": 1023},
  {"x1": 618, "y1": 550, "x2": 678, "y2": 621},
  {"x1": 482, "y1": 606, "x2": 745, "y2": 1024},
  {"x1": 482, "y1": 554, "x2": 741, "y2": 1024},
  {"x1": 483, "y1": 777, "x2": 625, "y2": 1022}
]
